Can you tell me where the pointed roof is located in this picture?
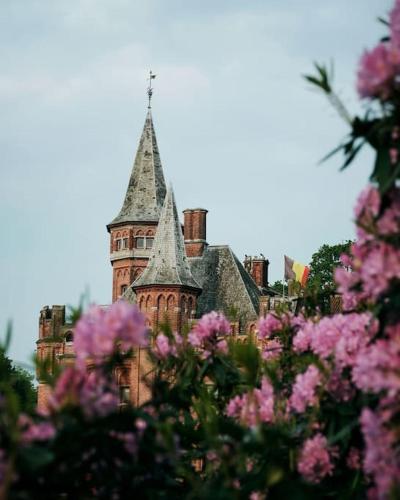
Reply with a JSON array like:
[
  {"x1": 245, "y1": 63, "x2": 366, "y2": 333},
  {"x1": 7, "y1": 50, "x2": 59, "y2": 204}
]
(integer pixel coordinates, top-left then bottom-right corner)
[
  {"x1": 133, "y1": 186, "x2": 201, "y2": 290},
  {"x1": 109, "y1": 110, "x2": 166, "y2": 226}
]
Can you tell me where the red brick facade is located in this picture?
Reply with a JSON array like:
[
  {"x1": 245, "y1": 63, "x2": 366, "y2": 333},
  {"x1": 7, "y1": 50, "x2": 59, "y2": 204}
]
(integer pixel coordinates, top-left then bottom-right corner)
[{"x1": 109, "y1": 223, "x2": 157, "y2": 302}]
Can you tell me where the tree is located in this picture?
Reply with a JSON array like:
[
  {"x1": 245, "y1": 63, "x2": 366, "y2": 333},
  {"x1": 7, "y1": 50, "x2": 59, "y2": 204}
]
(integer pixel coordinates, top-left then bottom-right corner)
[
  {"x1": 0, "y1": 349, "x2": 36, "y2": 413},
  {"x1": 307, "y1": 241, "x2": 352, "y2": 293},
  {"x1": 270, "y1": 280, "x2": 288, "y2": 296}
]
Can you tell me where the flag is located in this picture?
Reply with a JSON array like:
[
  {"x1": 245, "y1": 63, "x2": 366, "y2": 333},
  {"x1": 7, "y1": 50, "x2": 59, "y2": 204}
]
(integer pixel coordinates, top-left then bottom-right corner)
[{"x1": 284, "y1": 255, "x2": 310, "y2": 287}]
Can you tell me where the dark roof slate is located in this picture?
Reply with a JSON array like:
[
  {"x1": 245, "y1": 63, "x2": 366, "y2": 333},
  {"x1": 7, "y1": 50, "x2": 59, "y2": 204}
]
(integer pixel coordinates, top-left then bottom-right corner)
[{"x1": 109, "y1": 110, "x2": 166, "y2": 226}]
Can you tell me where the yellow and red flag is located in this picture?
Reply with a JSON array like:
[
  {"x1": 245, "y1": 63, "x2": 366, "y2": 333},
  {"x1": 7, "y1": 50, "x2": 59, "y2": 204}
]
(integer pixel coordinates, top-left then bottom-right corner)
[{"x1": 284, "y1": 255, "x2": 310, "y2": 287}]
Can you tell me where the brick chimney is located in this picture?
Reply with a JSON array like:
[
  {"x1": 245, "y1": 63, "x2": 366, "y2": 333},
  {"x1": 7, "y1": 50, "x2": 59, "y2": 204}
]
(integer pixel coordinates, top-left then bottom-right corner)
[
  {"x1": 183, "y1": 208, "x2": 208, "y2": 257},
  {"x1": 244, "y1": 255, "x2": 269, "y2": 288}
]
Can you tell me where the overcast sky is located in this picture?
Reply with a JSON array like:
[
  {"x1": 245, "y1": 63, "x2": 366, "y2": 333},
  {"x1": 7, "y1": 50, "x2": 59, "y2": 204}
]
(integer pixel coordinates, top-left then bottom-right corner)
[{"x1": 0, "y1": 0, "x2": 392, "y2": 367}]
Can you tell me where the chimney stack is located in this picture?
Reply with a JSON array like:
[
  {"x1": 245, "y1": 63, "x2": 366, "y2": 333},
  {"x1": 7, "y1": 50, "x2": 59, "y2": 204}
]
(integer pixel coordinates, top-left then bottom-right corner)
[
  {"x1": 244, "y1": 255, "x2": 269, "y2": 289},
  {"x1": 183, "y1": 208, "x2": 208, "y2": 257}
]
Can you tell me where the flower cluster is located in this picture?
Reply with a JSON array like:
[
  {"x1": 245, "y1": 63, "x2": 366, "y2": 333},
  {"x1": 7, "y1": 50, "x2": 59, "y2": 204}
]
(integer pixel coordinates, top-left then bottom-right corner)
[
  {"x1": 288, "y1": 365, "x2": 322, "y2": 414},
  {"x1": 293, "y1": 313, "x2": 377, "y2": 369},
  {"x1": 19, "y1": 415, "x2": 56, "y2": 445},
  {"x1": 48, "y1": 366, "x2": 119, "y2": 419},
  {"x1": 154, "y1": 332, "x2": 183, "y2": 359},
  {"x1": 74, "y1": 300, "x2": 148, "y2": 363},
  {"x1": 360, "y1": 408, "x2": 400, "y2": 497},
  {"x1": 226, "y1": 377, "x2": 275, "y2": 427},
  {"x1": 357, "y1": 0, "x2": 400, "y2": 100},
  {"x1": 188, "y1": 311, "x2": 231, "y2": 358},
  {"x1": 297, "y1": 434, "x2": 334, "y2": 484}
]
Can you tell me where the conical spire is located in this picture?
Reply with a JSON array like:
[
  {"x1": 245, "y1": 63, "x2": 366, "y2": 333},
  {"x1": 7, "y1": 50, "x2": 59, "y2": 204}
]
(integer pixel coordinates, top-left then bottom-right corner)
[
  {"x1": 133, "y1": 186, "x2": 201, "y2": 289},
  {"x1": 109, "y1": 110, "x2": 166, "y2": 226}
]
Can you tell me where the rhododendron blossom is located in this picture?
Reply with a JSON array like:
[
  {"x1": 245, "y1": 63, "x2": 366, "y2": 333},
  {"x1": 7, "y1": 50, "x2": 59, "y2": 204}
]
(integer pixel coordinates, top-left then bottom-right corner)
[
  {"x1": 49, "y1": 366, "x2": 119, "y2": 418},
  {"x1": 226, "y1": 377, "x2": 275, "y2": 427},
  {"x1": 188, "y1": 311, "x2": 231, "y2": 357},
  {"x1": 74, "y1": 301, "x2": 148, "y2": 362},
  {"x1": 297, "y1": 434, "x2": 334, "y2": 484},
  {"x1": 360, "y1": 408, "x2": 400, "y2": 498},
  {"x1": 357, "y1": 43, "x2": 400, "y2": 100},
  {"x1": 289, "y1": 365, "x2": 322, "y2": 413},
  {"x1": 19, "y1": 417, "x2": 56, "y2": 445},
  {"x1": 293, "y1": 313, "x2": 378, "y2": 370}
]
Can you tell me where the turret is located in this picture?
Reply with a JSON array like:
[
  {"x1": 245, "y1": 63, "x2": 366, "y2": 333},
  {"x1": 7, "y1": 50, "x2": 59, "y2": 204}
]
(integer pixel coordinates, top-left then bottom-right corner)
[
  {"x1": 107, "y1": 110, "x2": 167, "y2": 302},
  {"x1": 133, "y1": 186, "x2": 201, "y2": 333}
]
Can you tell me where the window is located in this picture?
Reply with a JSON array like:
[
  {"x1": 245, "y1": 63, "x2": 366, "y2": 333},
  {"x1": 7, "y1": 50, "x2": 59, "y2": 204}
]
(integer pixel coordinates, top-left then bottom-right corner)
[
  {"x1": 119, "y1": 386, "x2": 131, "y2": 406},
  {"x1": 121, "y1": 284, "x2": 128, "y2": 295},
  {"x1": 65, "y1": 331, "x2": 73, "y2": 344},
  {"x1": 146, "y1": 237, "x2": 154, "y2": 249},
  {"x1": 136, "y1": 237, "x2": 145, "y2": 249},
  {"x1": 122, "y1": 238, "x2": 129, "y2": 249},
  {"x1": 116, "y1": 239, "x2": 122, "y2": 251}
]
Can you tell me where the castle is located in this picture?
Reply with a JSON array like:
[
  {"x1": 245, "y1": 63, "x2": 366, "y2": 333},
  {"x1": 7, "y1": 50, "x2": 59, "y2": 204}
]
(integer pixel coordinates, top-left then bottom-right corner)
[{"x1": 36, "y1": 104, "x2": 279, "y2": 410}]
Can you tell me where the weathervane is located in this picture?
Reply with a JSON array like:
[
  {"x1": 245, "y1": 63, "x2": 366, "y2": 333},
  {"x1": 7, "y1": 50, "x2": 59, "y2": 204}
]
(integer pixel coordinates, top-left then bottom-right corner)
[{"x1": 147, "y1": 70, "x2": 156, "y2": 109}]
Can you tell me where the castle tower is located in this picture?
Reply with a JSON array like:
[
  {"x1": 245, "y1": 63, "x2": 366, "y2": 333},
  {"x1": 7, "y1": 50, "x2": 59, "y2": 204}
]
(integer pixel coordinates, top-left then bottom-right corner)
[
  {"x1": 107, "y1": 110, "x2": 167, "y2": 302},
  {"x1": 133, "y1": 186, "x2": 202, "y2": 333}
]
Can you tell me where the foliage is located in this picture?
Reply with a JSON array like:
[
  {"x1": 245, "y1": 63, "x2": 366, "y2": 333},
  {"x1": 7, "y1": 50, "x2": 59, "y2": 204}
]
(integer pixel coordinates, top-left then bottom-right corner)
[
  {"x1": 0, "y1": 347, "x2": 36, "y2": 415},
  {"x1": 270, "y1": 280, "x2": 288, "y2": 296},
  {"x1": 1, "y1": 2, "x2": 400, "y2": 498},
  {"x1": 307, "y1": 241, "x2": 352, "y2": 293}
]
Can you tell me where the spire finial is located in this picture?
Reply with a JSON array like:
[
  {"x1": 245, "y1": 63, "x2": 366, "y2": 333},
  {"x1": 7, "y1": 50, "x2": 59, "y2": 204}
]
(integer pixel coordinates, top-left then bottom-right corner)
[{"x1": 147, "y1": 70, "x2": 156, "y2": 109}]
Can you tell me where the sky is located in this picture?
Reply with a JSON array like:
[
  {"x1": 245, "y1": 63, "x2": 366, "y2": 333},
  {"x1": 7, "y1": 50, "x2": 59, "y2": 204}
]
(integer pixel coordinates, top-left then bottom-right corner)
[{"x1": 0, "y1": 0, "x2": 393, "y2": 367}]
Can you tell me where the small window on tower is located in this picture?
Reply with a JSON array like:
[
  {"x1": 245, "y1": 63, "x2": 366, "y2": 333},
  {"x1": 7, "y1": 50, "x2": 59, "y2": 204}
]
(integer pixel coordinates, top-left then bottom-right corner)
[
  {"x1": 122, "y1": 238, "x2": 129, "y2": 249},
  {"x1": 116, "y1": 239, "x2": 122, "y2": 251},
  {"x1": 136, "y1": 237, "x2": 145, "y2": 249},
  {"x1": 146, "y1": 237, "x2": 154, "y2": 249},
  {"x1": 121, "y1": 284, "x2": 128, "y2": 295},
  {"x1": 119, "y1": 386, "x2": 130, "y2": 408}
]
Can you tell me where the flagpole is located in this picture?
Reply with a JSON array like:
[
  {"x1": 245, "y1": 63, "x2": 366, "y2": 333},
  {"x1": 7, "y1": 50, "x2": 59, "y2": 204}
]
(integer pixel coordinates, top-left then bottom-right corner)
[{"x1": 282, "y1": 256, "x2": 285, "y2": 299}]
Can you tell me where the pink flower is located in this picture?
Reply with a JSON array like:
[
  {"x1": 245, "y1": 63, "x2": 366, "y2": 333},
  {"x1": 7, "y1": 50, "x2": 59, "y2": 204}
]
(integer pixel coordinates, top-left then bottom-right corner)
[
  {"x1": 49, "y1": 366, "x2": 119, "y2": 418},
  {"x1": 289, "y1": 365, "x2": 322, "y2": 413},
  {"x1": 154, "y1": 333, "x2": 173, "y2": 359},
  {"x1": 297, "y1": 434, "x2": 334, "y2": 484},
  {"x1": 226, "y1": 377, "x2": 275, "y2": 427},
  {"x1": 357, "y1": 43, "x2": 400, "y2": 100},
  {"x1": 293, "y1": 313, "x2": 377, "y2": 369},
  {"x1": 188, "y1": 311, "x2": 231, "y2": 357},
  {"x1": 360, "y1": 408, "x2": 400, "y2": 497},
  {"x1": 354, "y1": 185, "x2": 381, "y2": 222},
  {"x1": 390, "y1": 0, "x2": 400, "y2": 48},
  {"x1": 19, "y1": 416, "x2": 56, "y2": 445},
  {"x1": 261, "y1": 338, "x2": 283, "y2": 361},
  {"x1": 257, "y1": 314, "x2": 282, "y2": 339},
  {"x1": 74, "y1": 301, "x2": 148, "y2": 363},
  {"x1": 352, "y1": 332, "x2": 400, "y2": 394}
]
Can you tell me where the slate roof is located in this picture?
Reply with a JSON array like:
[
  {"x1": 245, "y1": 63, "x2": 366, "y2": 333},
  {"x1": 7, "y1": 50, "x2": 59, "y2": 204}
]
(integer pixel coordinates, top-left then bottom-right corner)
[
  {"x1": 133, "y1": 186, "x2": 201, "y2": 289},
  {"x1": 109, "y1": 110, "x2": 166, "y2": 226},
  {"x1": 189, "y1": 245, "x2": 260, "y2": 326}
]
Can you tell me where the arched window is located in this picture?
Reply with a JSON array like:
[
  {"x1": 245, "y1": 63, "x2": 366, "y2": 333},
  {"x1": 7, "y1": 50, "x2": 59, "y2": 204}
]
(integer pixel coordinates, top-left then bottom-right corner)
[
  {"x1": 167, "y1": 295, "x2": 175, "y2": 310},
  {"x1": 188, "y1": 297, "x2": 194, "y2": 319},
  {"x1": 139, "y1": 296, "x2": 145, "y2": 311},
  {"x1": 65, "y1": 331, "x2": 74, "y2": 344},
  {"x1": 120, "y1": 284, "x2": 128, "y2": 295},
  {"x1": 145, "y1": 295, "x2": 152, "y2": 311},
  {"x1": 157, "y1": 295, "x2": 166, "y2": 323}
]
